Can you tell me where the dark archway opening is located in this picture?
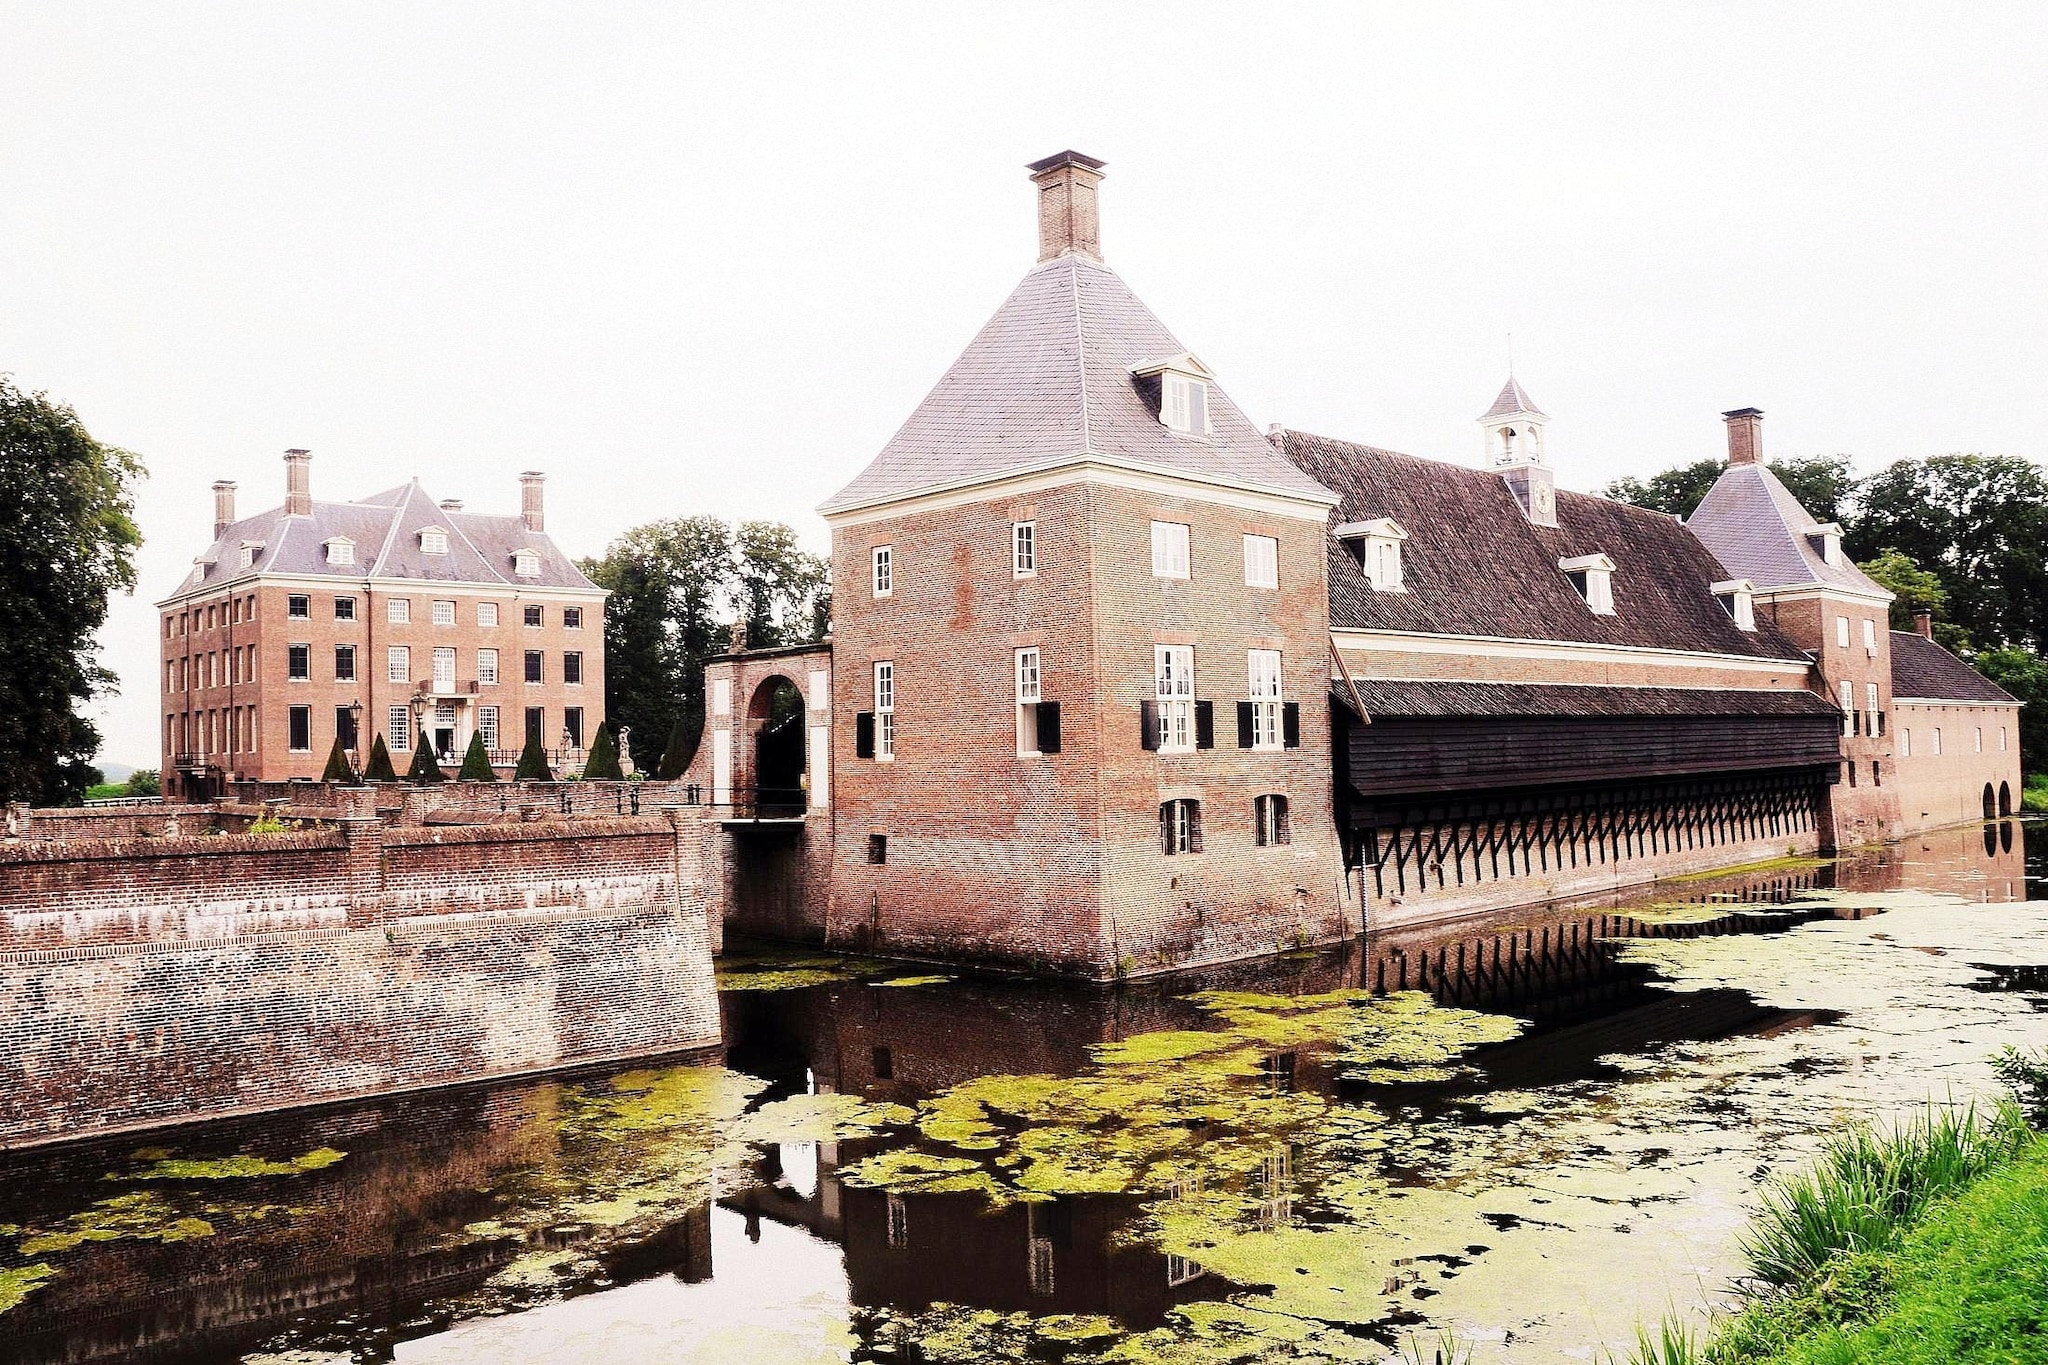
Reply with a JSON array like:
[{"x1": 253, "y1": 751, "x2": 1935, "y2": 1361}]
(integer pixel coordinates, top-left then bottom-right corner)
[
  {"x1": 1983, "y1": 783, "x2": 1998, "y2": 820},
  {"x1": 1999, "y1": 781, "x2": 2013, "y2": 817},
  {"x1": 750, "y1": 676, "x2": 806, "y2": 815}
]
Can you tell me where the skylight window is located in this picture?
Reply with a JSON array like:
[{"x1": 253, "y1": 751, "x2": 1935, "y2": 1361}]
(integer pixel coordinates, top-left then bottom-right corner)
[{"x1": 1559, "y1": 553, "x2": 1617, "y2": 615}]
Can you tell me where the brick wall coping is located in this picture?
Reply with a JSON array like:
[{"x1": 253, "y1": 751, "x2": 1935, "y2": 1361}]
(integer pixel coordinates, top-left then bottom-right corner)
[
  {"x1": 28, "y1": 804, "x2": 215, "y2": 821},
  {"x1": 379, "y1": 815, "x2": 675, "y2": 848},
  {"x1": 0, "y1": 926, "x2": 353, "y2": 966},
  {"x1": 0, "y1": 829, "x2": 347, "y2": 866}
]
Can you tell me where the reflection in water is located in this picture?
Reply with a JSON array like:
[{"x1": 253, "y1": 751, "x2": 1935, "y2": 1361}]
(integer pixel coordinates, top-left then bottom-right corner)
[{"x1": 0, "y1": 820, "x2": 2039, "y2": 1365}]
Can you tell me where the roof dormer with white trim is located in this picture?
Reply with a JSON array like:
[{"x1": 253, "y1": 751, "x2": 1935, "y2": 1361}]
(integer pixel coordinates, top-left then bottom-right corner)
[
  {"x1": 1560, "y1": 552, "x2": 1617, "y2": 615},
  {"x1": 1334, "y1": 517, "x2": 1410, "y2": 592},
  {"x1": 1132, "y1": 352, "x2": 1215, "y2": 439}
]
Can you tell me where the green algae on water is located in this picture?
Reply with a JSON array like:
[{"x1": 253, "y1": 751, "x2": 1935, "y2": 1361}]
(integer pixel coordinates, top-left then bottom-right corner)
[
  {"x1": 732, "y1": 1091, "x2": 914, "y2": 1144},
  {"x1": 872, "y1": 974, "x2": 955, "y2": 987},
  {"x1": 19, "y1": 1192, "x2": 216, "y2": 1256},
  {"x1": 123, "y1": 1147, "x2": 346, "y2": 1181},
  {"x1": 0, "y1": 1263, "x2": 57, "y2": 1317}
]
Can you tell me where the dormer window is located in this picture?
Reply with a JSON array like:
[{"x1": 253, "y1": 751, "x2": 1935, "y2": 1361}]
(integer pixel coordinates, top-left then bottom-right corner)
[
  {"x1": 1559, "y1": 553, "x2": 1617, "y2": 615},
  {"x1": 1132, "y1": 353, "x2": 1215, "y2": 438},
  {"x1": 1807, "y1": 522, "x2": 1844, "y2": 567},
  {"x1": 512, "y1": 549, "x2": 541, "y2": 578},
  {"x1": 1333, "y1": 518, "x2": 1408, "y2": 593},
  {"x1": 419, "y1": 527, "x2": 449, "y2": 556},
  {"x1": 239, "y1": 540, "x2": 265, "y2": 570},
  {"x1": 324, "y1": 537, "x2": 354, "y2": 566},
  {"x1": 1712, "y1": 578, "x2": 1756, "y2": 631}
]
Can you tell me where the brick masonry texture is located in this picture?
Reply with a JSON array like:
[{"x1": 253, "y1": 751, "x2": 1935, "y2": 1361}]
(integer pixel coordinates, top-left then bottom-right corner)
[
  {"x1": 1891, "y1": 701, "x2": 2024, "y2": 831},
  {"x1": 0, "y1": 811, "x2": 720, "y2": 1147}
]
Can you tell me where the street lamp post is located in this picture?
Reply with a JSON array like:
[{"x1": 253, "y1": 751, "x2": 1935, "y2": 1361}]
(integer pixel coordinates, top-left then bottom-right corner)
[{"x1": 346, "y1": 699, "x2": 364, "y2": 783}]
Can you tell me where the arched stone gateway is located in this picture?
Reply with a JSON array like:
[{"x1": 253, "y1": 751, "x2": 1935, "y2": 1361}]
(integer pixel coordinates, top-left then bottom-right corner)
[{"x1": 1983, "y1": 782, "x2": 1998, "y2": 820}]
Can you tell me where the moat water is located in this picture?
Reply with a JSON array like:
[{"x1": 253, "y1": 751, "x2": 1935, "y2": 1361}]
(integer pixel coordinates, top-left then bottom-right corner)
[{"x1": 2, "y1": 820, "x2": 2043, "y2": 1365}]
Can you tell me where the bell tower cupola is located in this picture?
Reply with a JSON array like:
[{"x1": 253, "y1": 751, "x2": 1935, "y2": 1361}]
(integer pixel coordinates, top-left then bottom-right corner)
[{"x1": 1479, "y1": 375, "x2": 1556, "y2": 528}]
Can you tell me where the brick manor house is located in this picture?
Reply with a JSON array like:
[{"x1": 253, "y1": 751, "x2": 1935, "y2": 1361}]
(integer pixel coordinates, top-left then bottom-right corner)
[
  {"x1": 689, "y1": 151, "x2": 2022, "y2": 978},
  {"x1": 157, "y1": 453, "x2": 605, "y2": 799}
]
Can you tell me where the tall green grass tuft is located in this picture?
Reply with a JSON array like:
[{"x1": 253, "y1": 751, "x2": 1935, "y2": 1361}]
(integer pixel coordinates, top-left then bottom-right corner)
[
  {"x1": 1399, "y1": 1329, "x2": 1476, "y2": 1365},
  {"x1": 1737, "y1": 1100, "x2": 2030, "y2": 1290},
  {"x1": 1991, "y1": 1045, "x2": 2048, "y2": 1126},
  {"x1": 1610, "y1": 1318, "x2": 1701, "y2": 1365}
]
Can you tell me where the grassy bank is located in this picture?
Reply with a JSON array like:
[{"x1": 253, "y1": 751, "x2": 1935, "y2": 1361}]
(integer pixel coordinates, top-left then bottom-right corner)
[
  {"x1": 1620, "y1": 1057, "x2": 2048, "y2": 1364},
  {"x1": 2023, "y1": 775, "x2": 2048, "y2": 814}
]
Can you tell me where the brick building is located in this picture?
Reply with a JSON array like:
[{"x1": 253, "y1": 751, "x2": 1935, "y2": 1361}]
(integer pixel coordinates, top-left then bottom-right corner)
[
  {"x1": 157, "y1": 452, "x2": 605, "y2": 799},
  {"x1": 700, "y1": 150, "x2": 2023, "y2": 973}
]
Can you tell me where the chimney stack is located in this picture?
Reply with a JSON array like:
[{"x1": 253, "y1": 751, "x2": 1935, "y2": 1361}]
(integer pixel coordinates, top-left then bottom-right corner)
[
  {"x1": 439, "y1": 498, "x2": 464, "y2": 513},
  {"x1": 519, "y1": 472, "x2": 545, "y2": 532},
  {"x1": 1914, "y1": 608, "x2": 1934, "y2": 640},
  {"x1": 212, "y1": 480, "x2": 238, "y2": 539},
  {"x1": 283, "y1": 449, "x2": 312, "y2": 517},
  {"x1": 1722, "y1": 408, "x2": 1763, "y2": 466},
  {"x1": 1027, "y1": 150, "x2": 1107, "y2": 263}
]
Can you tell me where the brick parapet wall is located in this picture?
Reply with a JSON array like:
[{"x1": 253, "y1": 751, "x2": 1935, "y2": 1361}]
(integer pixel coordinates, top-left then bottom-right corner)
[{"x1": 1891, "y1": 701, "x2": 2024, "y2": 833}]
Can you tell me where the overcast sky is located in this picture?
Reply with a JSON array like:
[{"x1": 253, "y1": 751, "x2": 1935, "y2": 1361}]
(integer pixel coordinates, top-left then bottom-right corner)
[{"x1": 4, "y1": 3, "x2": 2045, "y2": 769}]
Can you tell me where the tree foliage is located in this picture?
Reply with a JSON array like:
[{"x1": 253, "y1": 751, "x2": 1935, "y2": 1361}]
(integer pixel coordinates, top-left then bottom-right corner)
[
  {"x1": 124, "y1": 769, "x2": 159, "y2": 797},
  {"x1": 1603, "y1": 457, "x2": 1725, "y2": 518},
  {"x1": 1603, "y1": 454, "x2": 1856, "y2": 523},
  {"x1": 656, "y1": 710, "x2": 697, "y2": 780},
  {"x1": 0, "y1": 376, "x2": 144, "y2": 805},
  {"x1": 1857, "y1": 549, "x2": 1969, "y2": 650},
  {"x1": 580, "y1": 515, "x2": 828, "y2": 778},
  {"x1": 458, "y1": 730, "x2": 496, "y2": 781},
  {"x1": 1975, "y1": 647, "x2": 2048, "y2": 777},
  {"x1": 582, "y1": 723, "x2": 623, "y2": 781}
]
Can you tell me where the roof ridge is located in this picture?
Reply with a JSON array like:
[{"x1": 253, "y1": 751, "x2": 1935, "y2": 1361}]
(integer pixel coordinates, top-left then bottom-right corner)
[
  {"x1": 441, "y1": 503, "x2": 514, "y2": 584},
  {"x1": 368, "y1": 482, "x2": 419, "y2": 577},
  {"x1": 1069, "y1": 258, "x2": 1093, "y2": 454}
]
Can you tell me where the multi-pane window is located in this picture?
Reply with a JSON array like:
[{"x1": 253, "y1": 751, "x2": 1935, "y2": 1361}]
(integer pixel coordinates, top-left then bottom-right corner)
[
  {"x1": 1247, "y1": 650, "x2": 1283, "y2": 749},
  {"x1": 288, "y1": 594, "x2": 310, "y2": 620},
  {"x1": 477, "y1": 601, "x2": 499, "y2": 627},
  {"x1": 477, "y1": 648, "x2": 499, "y2": 685},
  {"x1": 334, "y1": 644, "x2": 357, "y2": 682},
  {"x1": 288, "y1": 705, "x2": 311, "y2": 752},
  {"x1": 513, "y1": 550, "x2": 540, "y2": 577},
  {"x1": 525, "y1": 706, "x2": 544, "y2": 747},
  {"x1": 524, "y1": 604, "x2": 544, "y2": 627},
  {"x1": 872, "y1": 545, "x2": 893, "y2": 597},
  {"x1": 1163, "y1": 374, "x2": 1209, "y2": 436},
  {"x1": 1836, "y1": 616, "x2": 1850, "y2": 648},
  {"x1": 334, "y1": 596, "x2": 356, "y2": 621},
  {"x1": 565, "y1": 707, "x2": 584, "y2": 749},
  {"x1": 1254, "y1": 794, "x2": 1291, "y2": 846},
  {"x1": 335, "y1": 705, "x2": 359, "y2": 752},
  {"x1": 1243, "y1": 534, "x2": 1278, "y2": 589},
  {"x1": 388, "y1": 598, "x2": 410, "y2": 624},
  {"x1": 432, "y1": 646, "x2": 456, "y2": 689},
  {"x1": 874, "y1": 661, "x2": 895, "y2": 759},
  {"x1": 388, "y1": 646, "x2": 410, "y2": 684},
  {"x1": 1863, "y1": 618, "x2": 1877, "y2": 651},
  {"x1": 1016, "y1": 647, "x2": 1042, "y2": 755},
  {"x1": 1901, "y1": 728, "x2": 1912, "y2": 758},
  {"x1": 1866, "y1": 682, "x2": 1880, "y2": 734},
  {"x1": 1013, "y1": 522, "x2": 1036, "y2": 577},
  {"x1": 525, "y1": 650, "x2": 544, "y2": 684},
  {"x1": 1151, "y1": 521, "x2": 1191, "y2": 579},
  {"x1": 1154, "y1": 645, "x2": 1195, "y2": 751},
  {"x1": 477, "y1": 706, "x2": 499, "y2": 750},
  {"x1": 388, "y1": 705, "x2": 411, "y2": 751},
  {"x1": 1839, "y1": 679, "x2": 1854, "y2": 735},
  {"x1": 420, "y1": 528, "x2": 448, "y2": 556},
  {"x1": 432, "y1": 599, "x2": 456, "y2": 626},
  {"x1": 1160, "y1": 798, "x2": 1201, "y2": 854},
  {"x1": 287, "y1": 644, "x2": 310, "y2": 681},
  {"x1": 563, "y1": 606, "x2": 583, "y2": 629},
  {"x1": 564, "y1": 651, "x2": 583, "y2": 684}
]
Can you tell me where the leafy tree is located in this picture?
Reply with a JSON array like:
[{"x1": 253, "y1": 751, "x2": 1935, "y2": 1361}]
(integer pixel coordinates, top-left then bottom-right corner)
[
  {"x1": 582, "y1": 724, "x2": 624, "y2": 781},
  {"x1": 735, "y1": 520, "x2": 830, "y2": 649},
  {"x1": 124, "y1": 769, "x2": 160, "y2": 797},
  {"x1": 1605, "y1": 454, "x2": 1856, "y2": 523},
  {"x1": 0, "y1": 376, "x2": 144, "y2": 805},
  {"x1": 405, "y1": 737, "x2": 445, "y2": 784},
  {"x1": 363, "y1": 734, "x2": 399, "y2": 782},
  {"x1": 1604, "y1": 457, "x2": 1724, "y2": 517},
  {"x1": 656, "y1": 710, "x2": 699, "y2": 780},
  {"x1": 1857, "y1": 549, "x2": 1971, "y2": 650},
  {"x1": 514, "y1": 735, "x2": 554, "y2": 782},
  {"x1": 1768, "y1": 455, "x2": 1858, "y2": 528},
  {"x1": 1849, "y1": 456, "x2": 2048, "y2": 652},
  {"x1": 458, "y1": 730, "x2": 496, "y2": 781},
  {"x1": 1973, "y1": 646, "x2": 2048, "y2": 777},
  {"x1": 320, "y1": 737, "x2": 355, "y2": 783}
]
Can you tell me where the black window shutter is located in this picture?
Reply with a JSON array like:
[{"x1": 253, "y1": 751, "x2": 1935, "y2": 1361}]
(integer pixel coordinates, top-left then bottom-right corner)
[
  {"x1": 1036, "y1": 701, "x2": 1061, "y2": 754},
  {"x1": 1140, "y1": 701, "x2": 1159, "y2": 751},
  {"x1": 1236, "y1": 700, "x2": 1255, "y2": 748},
  {"x1": 1188, "y1": 801, "x2": 1203, "y2": 853},
  {"x1": 855, "y1": 711, "x2": 875, "y2": 759},
  {"x1": 1159, "y1": 802, "x2": 1172, "y2": 854},
  {"x1": 1278, "y1": 795, "x2": 1291, "y2": 844},
  {"x1": 1282, "y1": 702, "x2": 1301, "y2": 748},
  {"x1": 1195, "y1": 700, "x2": 1215, "y2": 750}
]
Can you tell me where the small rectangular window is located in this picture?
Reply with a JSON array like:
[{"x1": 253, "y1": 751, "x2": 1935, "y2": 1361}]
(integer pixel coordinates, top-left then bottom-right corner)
[
  {"x1": 1862, "y1": 618, "x2": 1876, "y2": 650},
  {"x1": 420, "y1": 529, "x2": 448, "y2": 556},
  {"x1": 432, "y1": 646, "x2": 455, "y2": 689},
  {"x1": 287, "y1": 643, "x2": 310, "y2": 680},
  {"x1": 564, "y1": 651, "x2": 583, "y2": 685},
  {"x1": 1975, "y1": 727, "x2": 1984, "y2": 753},
  {"x1": 334, "y1": 644, "x2": 356, "y2": 682},
  {"x1": 388, "y1": 704, "x2": 411, "y2": 751},
  {"x1": 1836, "y1": 616, "x2": 1850, "y2": 648},
  {"x1": 872, "y1": 545, "x2": 893, "y2": 598},
  {"x1": 1867, "y1": 683, "x2": 1880, "y2": 734},
  {"x1": 874, "y1": 661, "x2": 895, "y2": 758},
  {"x1": 1243, "y1": 534, "x2": 1278, "y2": 589},
  {"x1": 525, "y1": 706, "x2": 544, "y2": 747},
  {"x1": 565, "y1": 707, "x2": 584, "y2": 749},
  {"x1": 1163, "y1": 375, "x2": 1209, "y2": 436},
  {"x1": 432, "y1": 599, "x2": 456, "y2": 626},
  {"x1": 334, "y1": 596, "x2": 356, "y2": 621},
  {"x1": 868, "y1": 833, "x2": 888, "y2": 865},
  {"x1": 524, "y1": 604, "x2": 544, "y2": 627},
  {"x1": 525, "y1": 650, "x2": 544, "y2": 683},
  {"x1": 1154, "y1": 645, "x2": 1195, "y2": 751},
  {"x1": 477, "y1": 647, "x2": 499, "y2": 685},
  {"x1": 1160, "y1": 799, "x2": 1201, "y2": 855},
  {"x1": 873, "y1": 1044, "x2": 894, "y2": 1078},
  {"x1": 477, "y1": 601, "x2": 499, "y2": 627},
  {"x1": 1013, "y1": 522, "x2": 1036, "y2": 576},
  {"x1": 1247, "y1": 650, "x2": 1283, "y2": 749},
  {"x1": 288, "y1": 705, "x2": 311, "y2": 752},
  {"x1": 1151, "y1": 522, "x2": 1191, "y2": 579},
  {"x1": 388, "y1": 598, "x2": 411, "y2": 624},
  {"x1": 564, "y1": 606, "x2": 583, "y2": 629},
  {"x1": 1016, "y1": 647, "x2": 1042, "y2": 756},
  {"x1": 477, "y1": 706, "x2": 499, "y2": 750},
  {"x1": 1932, "y1": 727, "x2": 1943, "y2": 755},
  {"x1": 388, "y1": 646, "x2": 410, "y2": 683},
  {"x1": 287, "y1": 594, "x2": 310, "y2": 620},
  {"x1": 1254, "y1": 794, "x2": 1291, "y2": 846},
  {"x1": 1901, "y1": 728, "x2": 1912, "y2": 757}
]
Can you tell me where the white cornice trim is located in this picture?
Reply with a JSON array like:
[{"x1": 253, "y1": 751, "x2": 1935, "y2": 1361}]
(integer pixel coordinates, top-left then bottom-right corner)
[
  {"x1": 1752, "y1": 583, "x2": 1895, "y2": 608},
  {"x1": 820, "y1": 452, "x2": 1340, "y2": 526},
  {"x1": 156, "y1": 573, "x2": 607, "y2": 610},
  {"x1": 1893, "y1": 696, "x2": 2022, "y2": 709},
  {"x1": 1330, "y1": 627, "x2": 1812, "y2": 674}
]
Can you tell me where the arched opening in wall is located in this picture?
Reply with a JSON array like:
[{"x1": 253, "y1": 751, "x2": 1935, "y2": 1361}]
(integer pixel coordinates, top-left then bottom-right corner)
[
  {"x1": 748, "y1": 675, "x2": 807, "y2": 815},
  {"x1": 1999, "y1": 782, "x2": 2013, "y2": 817},
  {"x1": 1983, "y1": 783, "x2": 1997, "y2": 820}
]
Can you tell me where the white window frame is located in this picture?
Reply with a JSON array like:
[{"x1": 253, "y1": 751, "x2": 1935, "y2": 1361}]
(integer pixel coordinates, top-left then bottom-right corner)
[
  {"x1": 1975, "y1": 726, "x2": 1983, "y2": 753},
  {"x1": 513, "y1": 550, "x2": 540, "y2": 578},
  {"x1": 432, "y1": 646, "x2": 456, "y2": 689},
  {"x1": 1154, "y1": 645, "x2": 1195, "y2": 752},
  {"x1": 388, "y1": 598, "x2": 411, "y2": 624},
  {"x1": 1151, "y1": 521, "x2": 1191, "y2": 580},
  {"x1": 287, "y1": 704, "x2": 312, "y2": 753},
  {"x1": 1866, "y1": 682, "x2": 1880, "y2": 734},
  {"x1": 420, "y1": 528, "x2": 448, "y2": 556},
  {"x1": 1015, "y1": 647, "x2": 1042, "y2": 757},
  {"x1": 872, "y1": 545, "x2": 893, "y2": 598},
  {"x1": 388, "y1": 705, "x2": 412, "y2": 752},
  {"x1": 1163, "y1": 798, "x2": 1197, "y2": 854},
  {"x1": 1247, "y1": 650, "x2": 1283, "y2": 750},
  {"x1": 477, "y1": 647, "x2": 499, "y2": 685},
  {"x1": 334, "y1": 644, "x2": 356, "y2": 683},
  {"x1": 1243, "y1": 534, "x2": 1278, "y2": 590},
  {"x1": 431, "y1": 599, "x2": 456, "y2": 626},
  {"x1": 388, "y1": 645, "x2": 410, "y2": 684},
  {"x1": 1901, "y1": 728, "x2": 1911, "y2": 757},
  {"x1": 1013, "y1": 521, "x2": 1036, "y2": 577},
  {"x1": 873, "y1": 661, "x2": 895, "y2": 760},
  {"x1": 478, "y1": 705, "x2": 499, "y2": 751},
  {"x1": 1863, "y1": 618, "x2": 1877, "y2": 654},
  {"x1": 1836, "y1": 616, "x2": 1850, "y2": 648},
  {"x1": 1839, "y1": 679, "x2": 1855, "y2": 735},
  {"x1": 477, "y1": 601, "x2": 499, "y2": 627},
  {"x1": 1255, "y1": 793, "x2": 1289, "y2": 847},
  {"x1": 1162, "y1": 374, "x2": 1210, "y2": 436},
  {"x1": 1932, "y1": 726, "x2": 1943, "y2": 756},
  {"x1": 325, "y1": 538, "x2": 353, "y2": 566},
  {"x1": 1560, "y1": 554, "x2": 1616, "y2": 615}
]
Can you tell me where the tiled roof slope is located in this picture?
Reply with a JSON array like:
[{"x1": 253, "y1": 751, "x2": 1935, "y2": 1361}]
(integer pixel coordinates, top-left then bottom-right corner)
[
  {"x1": 1687, "y1": 463, "x2": 1890, "y2": 596},
  {"x1": 1281, "y1": 430, "x2": 1812, "y2": 662},
  {"x1": 819, "y1": 255, "x2": 1335, "y2": 513},
  {"x1": 1890, "y1": 631, "x2": 2017, "y2": 703},
  {"x1": 1336, "y1": 678, "x2": 1839, "y2": 719},
  {"x1": 168, "y1": 479, "x2": 597, "y2": 599},
  {"x1": 1481, "y1": 376, "x2": 1544, "y2": 420}
]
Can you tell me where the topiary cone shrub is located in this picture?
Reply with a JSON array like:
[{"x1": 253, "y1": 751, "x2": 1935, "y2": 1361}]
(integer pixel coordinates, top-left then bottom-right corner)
[
  {"x1": 514, "y1": 735, "x2": 554, "y2": 782},
  {"x1": 657, "y1": 711, "x2": 699, "y2": 780},
  {"x1": 458, "y1": 730, "x2": 497, "y2": 781},
  {"x1": 321, "y1": 736, "x2": 355, "y2": 783},
  {"x1": 363, "y1": 734, "x2": 399, "y2": 782},
  {"x1": 582, "y1": 724, "x2": 624, "y2": 781},
  {"x1": 406, "y1": 737, "x2": 446, "y2": 784}
]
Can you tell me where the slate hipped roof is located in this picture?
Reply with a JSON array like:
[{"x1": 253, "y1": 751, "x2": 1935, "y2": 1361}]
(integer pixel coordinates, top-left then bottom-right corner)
[
  {"x1": 1279, "y1": 430, "x2": 1813, "y2": 662},
  {"x1": 1890, "y1": 631, "x2": 2019, "y2": 703},
  {"x1": 1481, "y1": 376, "x2": 1545, "y2": 420},
  {"x1": 819, "y1": 255, "x2": 1336, "y2": 514},
  {"x1": 1336, "y1": 678, "x2": 1840, "y2": 720},
  {"x1": 1687, "y1": 463, "x2": 1890, "y2": 597},
  {"x1": 165, "y1": 478, "x2": 598, "y2": 601}
]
